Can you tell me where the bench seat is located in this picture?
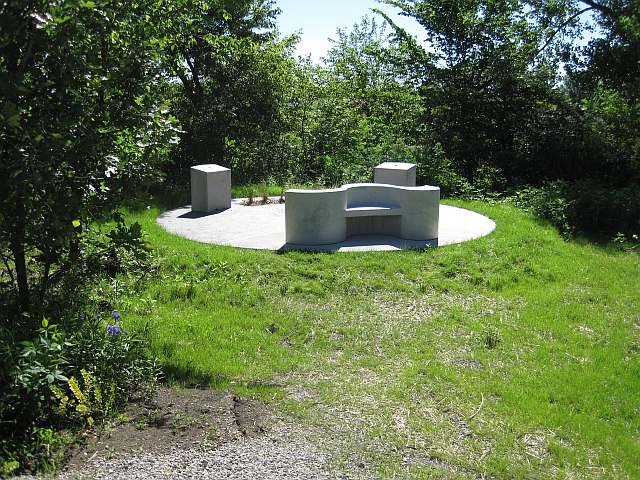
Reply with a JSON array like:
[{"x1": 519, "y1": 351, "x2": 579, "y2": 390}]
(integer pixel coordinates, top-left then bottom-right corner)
[{"x1": 344, "y1": 205, "x2": 402, "y2": 217}]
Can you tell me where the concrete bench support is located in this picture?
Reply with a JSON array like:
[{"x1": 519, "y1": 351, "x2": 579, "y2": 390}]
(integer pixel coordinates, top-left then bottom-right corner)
[
  {"x1": 285, "y1": 183, "x2": 439, "y2": 245},
  {"x1": 374, "y1": 162, "x2": 416, "y2": 187},
  {"x1": 190, "y1": 164, "x2": 231, "y2": 213}
]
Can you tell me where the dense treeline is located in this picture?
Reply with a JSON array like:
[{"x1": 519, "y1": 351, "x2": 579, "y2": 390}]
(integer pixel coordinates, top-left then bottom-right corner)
[
  {"x1": 0, "y1": 0, "x2": 638, "y2": 473},
  {"x1": 164, "y1": 0, "x2": 639, "y2": 233}
]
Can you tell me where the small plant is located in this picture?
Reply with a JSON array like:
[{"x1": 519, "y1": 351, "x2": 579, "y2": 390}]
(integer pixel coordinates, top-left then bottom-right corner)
[
  {"x1": 258, "y1": 182, "x2": 269, "y2": 204},
  {"x1": 483, "y1": 330, "x2": 501, "y2": 349},
  {"x1": 1, "y1": 460, "x2": 20, "y2": 477},
  {"x1": 205, "y1": 425, "x2": 219, "y2": 443},
  {"x1": 134, "y1": 417, "x2": 148, "y2": 430},
  {"x1": 245, "y1": 185, "x2": 255, "y2": 206},
  {"x1": 169, "y1": 412, "x2": 198, "y2": 434},
  {"x1": 66, "y1": 311, "x2": 160, "y2": 405},
  {"x1": 50, "y1": 369, "x2": 116, "y2": 427}
]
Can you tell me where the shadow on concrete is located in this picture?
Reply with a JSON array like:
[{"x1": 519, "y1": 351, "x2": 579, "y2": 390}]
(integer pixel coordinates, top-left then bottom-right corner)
[
  {"x1": 277, "y1": 235, "x2": 438, "y2": 253},
  {"x1": 177, "y1": 207, "x2": 230, "y2": 219}
]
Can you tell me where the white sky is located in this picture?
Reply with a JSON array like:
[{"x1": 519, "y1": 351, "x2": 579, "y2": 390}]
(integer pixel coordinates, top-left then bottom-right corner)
[{"x1": 275, "y1": 0, "x2": 426, "y2": 62}]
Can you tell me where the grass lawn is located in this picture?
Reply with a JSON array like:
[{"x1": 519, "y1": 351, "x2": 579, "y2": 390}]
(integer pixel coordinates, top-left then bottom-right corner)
[{"x1": 107, "y1": 198, "x2": 639, "y2": 479}]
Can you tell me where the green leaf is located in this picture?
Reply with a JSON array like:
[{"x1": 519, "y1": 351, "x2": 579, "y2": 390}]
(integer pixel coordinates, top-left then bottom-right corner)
[
  {"x1": 5, "y1": 114, "x2": 20, "y2": 128},
  {"x1": 72, "y1": 219, "x2": 81, "y2": 228}
]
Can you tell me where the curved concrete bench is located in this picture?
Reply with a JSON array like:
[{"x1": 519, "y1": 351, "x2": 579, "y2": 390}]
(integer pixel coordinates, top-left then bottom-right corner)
[{"x1": 285, "y1": 183, "x2": 440, "y2": 245}]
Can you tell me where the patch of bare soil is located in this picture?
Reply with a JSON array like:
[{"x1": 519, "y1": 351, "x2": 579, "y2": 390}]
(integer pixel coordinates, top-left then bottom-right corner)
[{"x1": 67, "y1": 387, "x2": 271, "y2": 470}]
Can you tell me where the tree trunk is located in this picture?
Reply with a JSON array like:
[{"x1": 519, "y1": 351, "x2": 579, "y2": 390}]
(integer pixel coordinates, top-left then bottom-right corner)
[{"x1": 11, "y1": 214, "x2": 30, "y2": 318}]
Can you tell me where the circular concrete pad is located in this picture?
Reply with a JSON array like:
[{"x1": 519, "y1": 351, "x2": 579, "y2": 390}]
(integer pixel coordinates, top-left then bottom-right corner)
[{"x1": 157, "y1": 199, "x2": 495, "y2": 252}]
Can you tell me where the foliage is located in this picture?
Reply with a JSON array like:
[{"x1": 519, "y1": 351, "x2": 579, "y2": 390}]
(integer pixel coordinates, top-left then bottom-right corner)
[
  {"x1": 51, "y1": 369, "x2": 116, "y2": 427},
  {"x1": 157, "y1": 0, "x2": 296, "y2": 183},
  {"x1": 378, "y1": 0, "x2": 569, "y2": 185},
  {"x1": 509, "y1": 179, "x2": 640, "y2": 238},
  {"x1": 0, "y1": 313, "x2": 158, "y2": 475},
  {"x1": 0, "y1": 0, "x2": 177, "y2": 327},
  {"x1": 0, "y1": 320, "x2": 69, "y2": 435},
  {"x1": 0, "y1": 319, "x2": 70, "y2": 473},
  {"x1": 1, "y1": 0, "x2": 639, "y2": 475},
  {"x1": 278, "y1": 17, "x2": 425, "y2": 186},
  {"x1": 65, "y1": 313, "x2": 160, "y2": 406}
]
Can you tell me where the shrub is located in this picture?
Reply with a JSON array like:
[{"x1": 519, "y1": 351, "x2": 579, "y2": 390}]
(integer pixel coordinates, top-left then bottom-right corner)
[
  {"x1": 510, "y1": 179, "x2": 640, "y2": 239},
  {"x1": 66, "y1": 312, "x2": 160, "y2": 407},
  {"x1": 0, "y1": 312, "x2": 159, "y2": 475},
  {"x1": 0, "y1": 320, "x2": 70, "y2": 473},
  {"x1": 416, "y1": 143, "x2": 474, "y2": 197}
]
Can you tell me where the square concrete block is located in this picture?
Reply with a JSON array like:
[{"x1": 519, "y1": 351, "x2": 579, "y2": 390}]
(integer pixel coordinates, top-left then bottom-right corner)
[
  {"x1": 190, "y1": 164, "x2": 231, "y2": 213},
  {"x1": 374, "y1": 162, "x2": 416, "y2": 187}
]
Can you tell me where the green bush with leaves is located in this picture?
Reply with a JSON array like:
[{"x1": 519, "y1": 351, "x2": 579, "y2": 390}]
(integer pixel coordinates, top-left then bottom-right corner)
[
  {"x1": 0, "y1": 313, "x2": 158, "y2": 474},
  {"x1": 510, "y1": 180, "x2": 640, "y2": 239},
  {"x1": 66, "y1": 313, "x2": 160, "y2": 406},
  {"x1": 0, "y1": 0, "x2": 177, "y2": 328}
]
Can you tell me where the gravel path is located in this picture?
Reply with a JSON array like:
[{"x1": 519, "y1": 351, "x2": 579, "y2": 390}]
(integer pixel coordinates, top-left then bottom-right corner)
[
  {"x1": 57, "y1": 424, "x2": 346, "y2": 480},
  {"x1": 62, "y1": 439, "x2": 332, "y2": 479}
]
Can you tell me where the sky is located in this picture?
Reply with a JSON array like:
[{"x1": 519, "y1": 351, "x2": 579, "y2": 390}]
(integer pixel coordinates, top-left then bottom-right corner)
[
  {"x1": 275, "y1": 0, "x2": 426, "y2": 63},
  {"x1": 274, "y1": 1, "x2": 601, "y2": 64}
]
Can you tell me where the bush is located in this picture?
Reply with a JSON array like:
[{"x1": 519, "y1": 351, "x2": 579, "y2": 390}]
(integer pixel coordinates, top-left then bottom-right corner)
[
  {"x1": 0, "y1": 313, "x2": 159, "y2": 475},
  {"x1": 416, "y1": 143, "x2": 474, "y2": 197},
  {"x1": 510, "y1": 179, "x2": 640, "y2": 239},
  {"x1": 66, "y1": 312, "x2": 160, "y2": 407},
  {"x1": 0, "y1": 320, "x2": 71, "y2": 473}
]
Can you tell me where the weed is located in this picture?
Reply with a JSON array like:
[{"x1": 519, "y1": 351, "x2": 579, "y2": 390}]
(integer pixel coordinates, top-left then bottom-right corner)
[
  {"x1": 205, "y1": 425, "x2": 219, "y2": 443},
  {"x1": 169, "y1": 412, "x2": 198, "y2": 434},
  {"x1": 258, "y1": 182, "x2": 269, "y2": 204},
  {"x1": 483, "y1": 330, "x2": 500, "y2": 349}
]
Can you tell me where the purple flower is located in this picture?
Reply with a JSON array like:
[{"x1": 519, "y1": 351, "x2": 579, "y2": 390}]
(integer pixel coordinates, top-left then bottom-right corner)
[
  {"x1": 111, "y1": 311, "x2": 121, "y2": 320},
  {"x1": 106, "y1": 324, "x2": 122, "y2": 336},
  {"x1": 96, "y1": 312, "x2": 102, "y2": 318}
]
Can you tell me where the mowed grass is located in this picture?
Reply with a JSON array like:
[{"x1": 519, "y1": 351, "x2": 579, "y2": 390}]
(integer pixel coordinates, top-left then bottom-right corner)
[{"x1": 109, "y1": 198, "x2": 639, "y2": 479}]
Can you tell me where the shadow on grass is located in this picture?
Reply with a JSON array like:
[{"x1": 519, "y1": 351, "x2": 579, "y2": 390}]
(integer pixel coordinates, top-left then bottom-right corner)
[
  {"x1": 162, "y1": 362, "x2": 232, "y2": 389},
  {"x1": 278, "y1": 236, "x2": 438, "y2": 254},
  {"x1": 121, "y1": 189, "x2": 190, "y2": 214},
  {"x1": 526, "y1": 214, "x2": 636, "y2": 253}
]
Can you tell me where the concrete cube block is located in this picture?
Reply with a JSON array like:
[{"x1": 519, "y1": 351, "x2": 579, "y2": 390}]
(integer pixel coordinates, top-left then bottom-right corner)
[
  {"x1": 374, "y1": 162, "x2": 417, "y2": 187},
  {"x1": 190, "y1": 164, "x2": 231, "y2": 213}
]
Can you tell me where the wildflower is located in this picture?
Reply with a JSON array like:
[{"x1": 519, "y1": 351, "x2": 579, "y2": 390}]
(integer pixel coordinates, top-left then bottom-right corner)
[
  {"x1": 111, "y1": 311, "x2": 121, "y2": 320},
  {"x1": 96, "y1": 312, "x2": 102, "y2": 318},
  {"x1": 106, "y1": 324, "x2": 122, "y2": 336}
]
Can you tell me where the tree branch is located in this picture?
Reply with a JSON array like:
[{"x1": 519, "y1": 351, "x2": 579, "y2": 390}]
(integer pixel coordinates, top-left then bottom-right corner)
[
  {"x1": 171, "y1": 61, "x2": 198, "y2": 106},
  {"x1": 578, "y1": 0, "x2": 616, "y2": 18},
  {"x1": 535, "y1": 6, "x2": 595, "y2": 57},
  {"x1": 184, "y1": 52, "x2": 203, "y2": 100}
]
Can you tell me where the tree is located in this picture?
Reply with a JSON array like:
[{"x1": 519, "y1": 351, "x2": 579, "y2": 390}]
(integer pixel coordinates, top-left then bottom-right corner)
[
  {"x1": 378, "y1": 0, "x2": 573, "y2": 184},
  {"x1": 0, "y1": 0, "x2": 176, "y2": 328},
  {"x1": 305, "y1": 17, "x2": 423, "y2": 184},
  {"x1": 154, "y1": 0, "x2": 297, "y2": 177}
]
